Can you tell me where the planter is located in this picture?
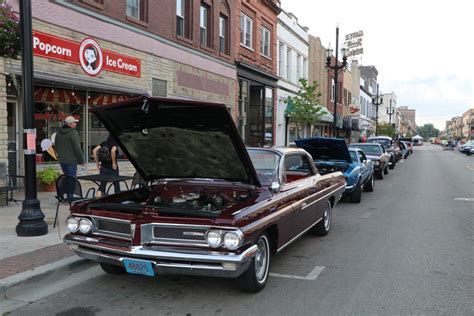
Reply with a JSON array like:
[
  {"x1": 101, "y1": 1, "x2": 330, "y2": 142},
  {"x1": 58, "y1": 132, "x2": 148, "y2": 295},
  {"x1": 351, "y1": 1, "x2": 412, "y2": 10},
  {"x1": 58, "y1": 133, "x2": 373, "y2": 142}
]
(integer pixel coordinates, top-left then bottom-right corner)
[{"x1": 41, "y1": 182, "x2": 56, "y2": 192}]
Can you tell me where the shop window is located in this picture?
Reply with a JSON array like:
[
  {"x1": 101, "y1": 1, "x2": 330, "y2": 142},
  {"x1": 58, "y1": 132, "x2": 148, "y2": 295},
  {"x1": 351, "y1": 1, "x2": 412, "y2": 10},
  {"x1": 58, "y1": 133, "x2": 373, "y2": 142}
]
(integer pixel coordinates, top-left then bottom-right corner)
[
  {"x1": 240, "y1": 13, "x2": 253, "y2": 49},
  {"x1": 34, "y1": 87, "x2": 86, "y2": 163},
  {"x1": 260, "y1": 26, "x2": 271, "y2": 58},
  {"x1": 219, "y1": 15, "x2": 229, "y2": 55},
  {"x1": 264, "y1": 87, "x2": 274, "y2": 147},
  {"x1": 177, "y1": 0, "x2": 192, "y2": 39},
  {"x1": 152, "y1": 79, "x2": 167, "y2": 97},
  {"x1": 200, "y1": 4, "x2": 211, "y2": 47},
  {"x1": 126, "y1": 0, "x2": 148, "y2": 22}
]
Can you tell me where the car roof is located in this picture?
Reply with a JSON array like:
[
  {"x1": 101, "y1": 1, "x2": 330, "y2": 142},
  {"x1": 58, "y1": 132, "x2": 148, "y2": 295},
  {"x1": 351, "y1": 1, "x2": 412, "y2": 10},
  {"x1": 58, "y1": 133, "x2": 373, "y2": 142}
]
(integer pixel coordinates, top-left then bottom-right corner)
[
  {"x1": 349, "y1": 143, "x2": 382, "y2": 147},
  {"x1": 367, "y1": 136, "x2": 391, "y2": 140},
  {"x1": 247, "y1": 146, "x2": 309, "y2": 156}
]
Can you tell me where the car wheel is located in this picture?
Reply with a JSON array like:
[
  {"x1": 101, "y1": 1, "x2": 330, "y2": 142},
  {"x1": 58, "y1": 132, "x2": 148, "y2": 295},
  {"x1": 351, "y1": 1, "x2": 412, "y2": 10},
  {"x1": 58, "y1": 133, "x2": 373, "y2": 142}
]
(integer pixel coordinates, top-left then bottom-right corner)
[
  {"x1": 311, "y1": 200, "x2": 332, "y2": 236},
  {"x1": 384, "y1": 166, "x2": 389, "y2": 175},
  {"x1": 99, "y1": 262, "x2": 126, "y2": 275},
  {"x1": 389, "y1": 157, "x2": 395, "y2": 169},
  {"x1": 238, "y1": 234, "x2": 270, "y2": 293},
  {"x1": 377, "y1": 169, "x2": 384, "y2": 179},
  {"x1": 363, "y1": 175, "x2": 374, "y2": 192},
  {"x1": 349, "y1": 180, "x2": 362, "y2": 203},
  {"x1": 467, "y1": 152, "x2": 472, "y2": 156}
]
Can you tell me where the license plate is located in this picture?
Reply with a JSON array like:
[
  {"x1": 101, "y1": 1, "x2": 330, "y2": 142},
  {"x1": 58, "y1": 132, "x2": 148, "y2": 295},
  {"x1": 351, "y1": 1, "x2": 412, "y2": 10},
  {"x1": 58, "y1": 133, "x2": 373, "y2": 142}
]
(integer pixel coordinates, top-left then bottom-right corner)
[{"x1": 123, "y1": 259, "x2": 155, "y2": 277}]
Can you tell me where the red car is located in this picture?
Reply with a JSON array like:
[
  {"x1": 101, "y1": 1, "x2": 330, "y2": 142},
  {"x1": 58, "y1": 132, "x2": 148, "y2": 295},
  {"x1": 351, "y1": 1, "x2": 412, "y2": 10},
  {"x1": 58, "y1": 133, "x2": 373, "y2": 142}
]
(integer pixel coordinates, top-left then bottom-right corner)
[{"x1": 63, "y1": 96, "x2": 346, "y2": 293}]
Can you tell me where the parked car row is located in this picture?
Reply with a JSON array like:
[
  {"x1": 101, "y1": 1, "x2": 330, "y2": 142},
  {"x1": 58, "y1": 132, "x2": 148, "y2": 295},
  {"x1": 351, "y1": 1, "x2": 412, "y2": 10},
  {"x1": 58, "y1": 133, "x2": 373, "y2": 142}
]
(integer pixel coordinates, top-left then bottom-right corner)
[
  {"x1": 62, "y1": 96, "x2": 414, "y2": 294},
  {"x1": 459, "y1": 140, "x2": 474, "y2": 156}
]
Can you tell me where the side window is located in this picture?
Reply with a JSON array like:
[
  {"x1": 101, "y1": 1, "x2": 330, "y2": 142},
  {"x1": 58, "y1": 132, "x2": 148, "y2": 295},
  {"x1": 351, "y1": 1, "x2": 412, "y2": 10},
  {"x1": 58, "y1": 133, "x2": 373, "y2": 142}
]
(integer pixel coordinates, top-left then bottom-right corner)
[
  {"x1": 284, "y1": 155, "x2": 313, "y2": 183},
  {"x1": 358, "y1": 151, "x2": 366, "y2": 163}
]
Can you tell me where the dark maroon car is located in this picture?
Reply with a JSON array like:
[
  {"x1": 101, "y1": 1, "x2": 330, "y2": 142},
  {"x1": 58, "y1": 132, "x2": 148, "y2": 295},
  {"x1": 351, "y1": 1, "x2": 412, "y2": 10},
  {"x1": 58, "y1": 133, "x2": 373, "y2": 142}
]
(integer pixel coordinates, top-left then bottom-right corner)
[{"x1": 63, "y1": 96, "x2": 346, "y2": 292}]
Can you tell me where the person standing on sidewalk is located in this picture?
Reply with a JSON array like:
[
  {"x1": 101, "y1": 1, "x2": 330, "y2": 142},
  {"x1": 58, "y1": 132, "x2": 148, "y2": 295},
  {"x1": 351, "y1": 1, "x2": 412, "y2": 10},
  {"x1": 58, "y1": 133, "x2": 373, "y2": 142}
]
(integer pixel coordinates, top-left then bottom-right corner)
[
  {"x1": 93, "y1": 134, "x2": 120, "y2": 195},
  {"x1": 55, "y1": 116, "x2": 84, "y2": 177}
]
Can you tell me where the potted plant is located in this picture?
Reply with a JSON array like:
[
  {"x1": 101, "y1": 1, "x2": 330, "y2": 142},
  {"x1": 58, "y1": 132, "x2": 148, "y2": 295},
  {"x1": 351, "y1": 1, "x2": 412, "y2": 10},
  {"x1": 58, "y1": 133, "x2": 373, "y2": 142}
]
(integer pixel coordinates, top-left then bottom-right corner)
[
  {"x1": 0, "y1": 1, "x2": 21, "y2": 59},
  {"x1": 37, "y1": 167, "x2": 60, "y2": 192}
]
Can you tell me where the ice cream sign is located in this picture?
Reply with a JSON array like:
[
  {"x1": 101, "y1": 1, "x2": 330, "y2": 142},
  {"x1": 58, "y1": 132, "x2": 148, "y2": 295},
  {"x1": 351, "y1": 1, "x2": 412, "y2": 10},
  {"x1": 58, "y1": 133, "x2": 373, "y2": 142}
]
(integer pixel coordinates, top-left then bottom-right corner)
[{"x1": 32, "y1": 31, "x2": 141, "y2": 78}]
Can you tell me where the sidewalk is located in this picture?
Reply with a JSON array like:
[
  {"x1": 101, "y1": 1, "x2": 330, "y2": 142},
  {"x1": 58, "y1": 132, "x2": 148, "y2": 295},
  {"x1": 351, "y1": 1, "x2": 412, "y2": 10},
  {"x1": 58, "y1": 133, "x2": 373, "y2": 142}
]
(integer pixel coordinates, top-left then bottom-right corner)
[{"x1": 0, "y1": 189, "x2": 92, "y2": 307}]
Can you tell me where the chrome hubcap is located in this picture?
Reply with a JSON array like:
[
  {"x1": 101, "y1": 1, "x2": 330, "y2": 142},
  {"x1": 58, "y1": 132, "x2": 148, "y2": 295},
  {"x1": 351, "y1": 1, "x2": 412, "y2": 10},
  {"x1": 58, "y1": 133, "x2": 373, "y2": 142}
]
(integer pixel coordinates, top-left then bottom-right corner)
[
  {"x1": 255, "y1": 237, "x2": 268, "y2": 282},
  {"x1": 323, "y1": 203, "x2": 331, "y2": 231}
]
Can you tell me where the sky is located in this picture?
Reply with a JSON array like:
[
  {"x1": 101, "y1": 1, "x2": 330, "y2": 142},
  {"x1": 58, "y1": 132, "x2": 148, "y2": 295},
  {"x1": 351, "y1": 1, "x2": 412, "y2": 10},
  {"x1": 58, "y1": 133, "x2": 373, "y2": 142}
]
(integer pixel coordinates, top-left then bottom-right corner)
[{"x1": 281, "y1": 0, "x2": 473, "y2": 131}]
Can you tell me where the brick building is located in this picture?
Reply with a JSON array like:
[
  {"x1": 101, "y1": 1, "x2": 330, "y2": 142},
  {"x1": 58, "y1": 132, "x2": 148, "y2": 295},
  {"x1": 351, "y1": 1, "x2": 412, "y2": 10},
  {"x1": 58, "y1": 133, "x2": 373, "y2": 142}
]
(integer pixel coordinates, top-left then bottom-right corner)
[
  {"x1": 235, "y1": 0, "x2": 281, "y2": 147},
  {"x1": 1, "y1": 0, "x2": 238, "y2": 176}
]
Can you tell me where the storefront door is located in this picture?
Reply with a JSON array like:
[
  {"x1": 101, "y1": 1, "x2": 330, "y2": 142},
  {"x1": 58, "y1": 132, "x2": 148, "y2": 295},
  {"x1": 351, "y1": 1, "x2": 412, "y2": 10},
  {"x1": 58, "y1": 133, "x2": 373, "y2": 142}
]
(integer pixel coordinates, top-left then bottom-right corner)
[{"x1": 7, "y1": 101, "x2": 18, "y2": 177}]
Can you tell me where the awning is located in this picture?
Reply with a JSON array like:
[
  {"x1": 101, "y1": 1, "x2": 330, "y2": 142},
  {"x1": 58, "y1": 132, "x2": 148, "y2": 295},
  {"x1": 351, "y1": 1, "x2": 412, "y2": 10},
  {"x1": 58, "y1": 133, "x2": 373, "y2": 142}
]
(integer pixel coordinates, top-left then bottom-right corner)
[
  {"x1": 317, "y1": 106, "x2": 334, "y2": 123},
  {"x1": 90, "y1": 93, "x2": 132, "y2": 106},
  {"x1": 34, "y1": 87, "x2": 85, "y2": 104},
  {"x1": 343, "y1": 116, "x2": 353, "y2": 130},
  {"x1": 352, "y1": 118, "x2": 360, "y2": 131},
  {"x1": 285, "y1": 99, "x2": 296, "y2": 115}
]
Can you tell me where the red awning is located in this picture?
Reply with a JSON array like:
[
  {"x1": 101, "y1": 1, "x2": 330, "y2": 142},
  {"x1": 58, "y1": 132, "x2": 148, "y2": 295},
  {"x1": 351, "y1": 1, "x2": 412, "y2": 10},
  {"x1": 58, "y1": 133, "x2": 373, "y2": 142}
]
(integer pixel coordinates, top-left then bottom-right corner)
[
  {"x1": 34, "y1": 87, "x2": 85, "y2": 104},
  {"x1": 90, "y1": 93, "x2": 131, "y2": 106}
]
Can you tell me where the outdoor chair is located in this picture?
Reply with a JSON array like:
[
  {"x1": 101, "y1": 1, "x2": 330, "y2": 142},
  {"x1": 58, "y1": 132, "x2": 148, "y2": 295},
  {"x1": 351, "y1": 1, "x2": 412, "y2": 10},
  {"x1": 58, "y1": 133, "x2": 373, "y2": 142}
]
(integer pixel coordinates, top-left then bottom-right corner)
[
  {"x1": 130, "y1": 171, "x2": 147, "y2": 189},
  {"x1": 0, "y1": 175, "x2": 24, "y2": 206},
  {"x1": 54, "y1": 175, "x2": 95, "y2": 228}
]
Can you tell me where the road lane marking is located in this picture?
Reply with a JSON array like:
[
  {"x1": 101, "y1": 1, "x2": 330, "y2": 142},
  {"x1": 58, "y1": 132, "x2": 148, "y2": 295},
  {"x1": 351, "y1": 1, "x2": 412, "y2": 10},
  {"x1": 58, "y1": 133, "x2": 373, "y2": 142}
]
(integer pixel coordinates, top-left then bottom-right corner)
[
  {"x1": 269, "y1": 266, "x2": 325, "y2": 280},
  {"x1": 454, "y1": 198, "x2": 474, "y2": 202}
]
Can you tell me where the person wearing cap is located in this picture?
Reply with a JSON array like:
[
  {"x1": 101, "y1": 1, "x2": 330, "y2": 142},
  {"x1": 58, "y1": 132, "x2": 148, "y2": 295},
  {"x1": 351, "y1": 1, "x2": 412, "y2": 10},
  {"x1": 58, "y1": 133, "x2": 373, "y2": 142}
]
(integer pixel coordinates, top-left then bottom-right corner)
[{"x1": 55, "y1": 115, "x2": 84, "y2": 179}]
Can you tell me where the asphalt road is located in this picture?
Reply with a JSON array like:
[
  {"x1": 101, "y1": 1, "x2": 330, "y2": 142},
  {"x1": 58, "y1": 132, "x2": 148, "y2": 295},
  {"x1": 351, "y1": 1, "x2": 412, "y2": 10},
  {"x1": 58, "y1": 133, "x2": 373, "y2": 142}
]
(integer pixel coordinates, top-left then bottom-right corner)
[{"x1": 9, "y1": 144, "x2": 474, "y2": 315}]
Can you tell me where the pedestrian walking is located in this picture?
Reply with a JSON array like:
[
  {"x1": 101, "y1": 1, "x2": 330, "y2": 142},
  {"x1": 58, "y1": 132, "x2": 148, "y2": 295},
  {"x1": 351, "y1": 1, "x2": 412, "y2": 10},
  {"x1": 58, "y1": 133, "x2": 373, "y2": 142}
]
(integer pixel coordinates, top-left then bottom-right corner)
[
  {"x1": 55, "y1": 115, "x2": 84, "y2": 199},
  {"x1": 93, "y1": 134, "x2": 120, "y2": 195}
]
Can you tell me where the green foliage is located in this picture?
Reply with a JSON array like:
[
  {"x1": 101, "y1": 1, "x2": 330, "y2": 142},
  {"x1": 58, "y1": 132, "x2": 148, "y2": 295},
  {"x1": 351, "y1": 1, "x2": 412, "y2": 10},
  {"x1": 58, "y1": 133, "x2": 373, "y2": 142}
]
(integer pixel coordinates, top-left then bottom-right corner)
[
  {"x1": 37, "y1": 167, "x2": 60, "y2": 185},
  {"x1": 285, "y1": 79, "x2": 324, "y2": 127},
  {"x1": 377, "y1": 123, "x2": 396, "y2": 138},
  {"x1": 416, "y1": 123, "x2": 440, "y2": 138},
  {"x1": 0, "y1": 1, "x2": 20, "y2": 59}
]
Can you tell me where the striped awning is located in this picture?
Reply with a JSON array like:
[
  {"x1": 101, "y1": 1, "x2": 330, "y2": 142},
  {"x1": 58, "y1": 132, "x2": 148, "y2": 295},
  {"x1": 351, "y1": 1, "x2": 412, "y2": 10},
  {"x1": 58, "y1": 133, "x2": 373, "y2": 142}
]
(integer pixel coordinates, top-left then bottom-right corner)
[
  {"x1": 90, "y1": 93, "x2": 131, "y2": 106},
  {"x1": 343, "y1": 116, "x2": 353, "y2": 130},
  {"x1": 34, "y1": 87, "x2": 85, "y2": 104},
  {"x1": 352, "y1": 118, "x2": 360, "y2": 131}
]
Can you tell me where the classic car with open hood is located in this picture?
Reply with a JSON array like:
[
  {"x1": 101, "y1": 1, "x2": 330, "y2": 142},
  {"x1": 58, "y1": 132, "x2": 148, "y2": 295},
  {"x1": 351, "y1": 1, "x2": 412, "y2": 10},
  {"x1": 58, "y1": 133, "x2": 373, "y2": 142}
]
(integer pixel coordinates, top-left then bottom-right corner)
[
  {"x1": 295, "y1": 137, "x2": 374, "y2": 203},
  {"x1": 63, "y1": 96, "x2": 346, "y2": 293},
  {"x1": 348, "y1": 143, "x2": 390, "y2": 179}
]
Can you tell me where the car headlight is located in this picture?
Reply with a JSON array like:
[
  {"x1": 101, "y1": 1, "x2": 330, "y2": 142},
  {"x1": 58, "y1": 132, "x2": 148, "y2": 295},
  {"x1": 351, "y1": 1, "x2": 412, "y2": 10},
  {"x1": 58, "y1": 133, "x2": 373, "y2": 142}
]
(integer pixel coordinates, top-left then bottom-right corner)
[
  {"x1": 223, "y1": 231, "x2": 242, "y2": 250},
  {"x1": 67, "y1": 217, "x2": 79, "y2": 232},
  {"x1": 206, "y1": 230, "x2": 222, "y2": 248},
  {"x1": 78, "y1": 218, "x2": 93, "y2": 234}
]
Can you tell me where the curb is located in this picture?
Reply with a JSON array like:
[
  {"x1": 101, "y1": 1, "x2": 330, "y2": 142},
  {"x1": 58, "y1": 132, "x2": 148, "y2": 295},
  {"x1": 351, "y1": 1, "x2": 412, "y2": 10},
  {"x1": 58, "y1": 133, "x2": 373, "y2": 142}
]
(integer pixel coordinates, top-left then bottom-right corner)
[{"x1": 0, "y1": 256, "x2": 92, "y2": 301}]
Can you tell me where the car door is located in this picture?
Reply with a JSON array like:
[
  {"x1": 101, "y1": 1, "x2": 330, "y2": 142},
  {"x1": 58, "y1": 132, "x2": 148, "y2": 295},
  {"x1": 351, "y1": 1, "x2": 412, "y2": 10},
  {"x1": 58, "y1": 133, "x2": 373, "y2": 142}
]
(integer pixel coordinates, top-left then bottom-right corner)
[
  {"x1": 358, "y1": 150, "x2": 370, "y2": 183},
  {"x1": 282, "y1": 154, "x2": 321, "y2": 236}
]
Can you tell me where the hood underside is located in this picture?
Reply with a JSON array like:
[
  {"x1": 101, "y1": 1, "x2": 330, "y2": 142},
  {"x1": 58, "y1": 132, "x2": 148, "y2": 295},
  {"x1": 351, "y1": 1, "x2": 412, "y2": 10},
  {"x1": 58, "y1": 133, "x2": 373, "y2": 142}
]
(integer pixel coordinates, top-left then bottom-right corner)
[
  {"x1": 90, "y1": 96, "x2": 260, "y2": 187},
  {"x1": 295, "y1": 137, "x2": 351, "y2": 163}
]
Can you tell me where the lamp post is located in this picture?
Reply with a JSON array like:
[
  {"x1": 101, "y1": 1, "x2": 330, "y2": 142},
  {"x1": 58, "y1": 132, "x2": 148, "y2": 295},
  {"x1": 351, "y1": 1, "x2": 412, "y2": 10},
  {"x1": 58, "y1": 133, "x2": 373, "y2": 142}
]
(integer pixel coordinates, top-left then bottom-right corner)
[
  {"x1": 16, "y1": 0, "x2": 48, "y2": 236},
  {"x1": 325, "y1": 26, "x2": 348, "y2": 137},
  {"x1": 372, "y1": 84, "x2": 383, "y2": 136},
  {"x1": 387, "y1": 98, "x2": 395, "y2": 125}
]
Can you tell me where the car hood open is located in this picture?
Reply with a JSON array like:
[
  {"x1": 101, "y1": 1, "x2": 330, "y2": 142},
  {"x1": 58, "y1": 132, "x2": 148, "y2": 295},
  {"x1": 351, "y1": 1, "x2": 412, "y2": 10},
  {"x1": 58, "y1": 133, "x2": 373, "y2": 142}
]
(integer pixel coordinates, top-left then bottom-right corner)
[
  {"x1": 295, "y1": 137, "x2": 351, "y2": 163},
  {"x1": 90, "y1": 95, "x2": 260, "y2": 187}
]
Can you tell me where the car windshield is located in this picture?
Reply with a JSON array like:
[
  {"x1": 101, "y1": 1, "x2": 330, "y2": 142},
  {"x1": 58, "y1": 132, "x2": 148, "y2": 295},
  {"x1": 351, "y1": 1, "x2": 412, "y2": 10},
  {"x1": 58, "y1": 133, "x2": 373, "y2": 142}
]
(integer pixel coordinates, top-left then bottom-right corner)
[
  {"x1": 349, "y1": 151, "x2": 358, "y2": 162},
  {"x1": 349, "y1": 145, "x2": 382, "y2": 155},
  {"x1": 367, "y1": 138, "x2": 390, "y2": 147},
  {"x1": 247, "y1": 149, "x2": 280, "y2": 186}
]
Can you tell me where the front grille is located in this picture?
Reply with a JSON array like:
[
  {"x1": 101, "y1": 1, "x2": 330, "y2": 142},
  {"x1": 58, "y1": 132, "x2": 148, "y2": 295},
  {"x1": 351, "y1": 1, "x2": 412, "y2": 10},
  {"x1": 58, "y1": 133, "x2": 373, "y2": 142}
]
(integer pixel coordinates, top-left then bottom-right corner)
[
  {"x1": 92, "y1": 217, "x2": 133, "y2": 240},
  {"x1": 153, "y1": 226, "x2": 206, "y2": 241},
  {"x1": 144, "y1": 224, "x2": 208, "y2": 246}
]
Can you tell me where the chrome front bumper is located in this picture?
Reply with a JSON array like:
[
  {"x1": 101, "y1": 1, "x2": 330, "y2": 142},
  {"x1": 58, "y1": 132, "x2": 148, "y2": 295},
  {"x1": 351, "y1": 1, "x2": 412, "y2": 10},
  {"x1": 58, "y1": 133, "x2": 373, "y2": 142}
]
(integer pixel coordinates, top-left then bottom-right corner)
[{"x1": 64, "y1": 234, "x2": 257, "y2": 278}]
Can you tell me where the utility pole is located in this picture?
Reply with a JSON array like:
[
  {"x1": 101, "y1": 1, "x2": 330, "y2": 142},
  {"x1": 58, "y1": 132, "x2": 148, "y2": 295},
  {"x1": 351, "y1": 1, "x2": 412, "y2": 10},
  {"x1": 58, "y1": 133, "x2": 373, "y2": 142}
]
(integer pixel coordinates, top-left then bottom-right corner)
[{"x1": 16, "y1": 0, "x2": 48, "y2": 236}]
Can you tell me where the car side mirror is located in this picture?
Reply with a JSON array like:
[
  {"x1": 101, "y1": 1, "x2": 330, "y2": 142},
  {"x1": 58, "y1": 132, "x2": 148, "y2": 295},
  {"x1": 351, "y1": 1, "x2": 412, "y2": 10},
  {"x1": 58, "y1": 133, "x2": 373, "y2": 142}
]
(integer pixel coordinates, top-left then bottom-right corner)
[{"x1": 270, "y1": 182, "x2": 280, "y2": 194}]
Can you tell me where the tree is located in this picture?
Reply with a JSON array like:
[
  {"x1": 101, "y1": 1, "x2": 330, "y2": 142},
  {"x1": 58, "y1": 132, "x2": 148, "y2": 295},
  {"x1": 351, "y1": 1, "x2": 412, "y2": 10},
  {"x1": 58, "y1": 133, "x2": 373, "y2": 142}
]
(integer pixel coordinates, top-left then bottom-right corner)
[
  {"x1": 416, "y1": 123, "x2": 440, "y2": 138},
  {"x1": 285, "y1": 79, "x2": 323, "y2": 138},
  {"x1": 377, "y1": 123, "x2": 396, "y2": 138}
]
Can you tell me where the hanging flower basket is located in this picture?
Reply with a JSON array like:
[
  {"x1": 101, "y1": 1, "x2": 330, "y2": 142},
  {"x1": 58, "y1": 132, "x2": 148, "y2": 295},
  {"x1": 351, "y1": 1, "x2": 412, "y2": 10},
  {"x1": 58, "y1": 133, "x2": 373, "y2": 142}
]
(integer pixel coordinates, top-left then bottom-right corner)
[{"x1": 0, "y1": 0, "x2": 20, "y2": 59}]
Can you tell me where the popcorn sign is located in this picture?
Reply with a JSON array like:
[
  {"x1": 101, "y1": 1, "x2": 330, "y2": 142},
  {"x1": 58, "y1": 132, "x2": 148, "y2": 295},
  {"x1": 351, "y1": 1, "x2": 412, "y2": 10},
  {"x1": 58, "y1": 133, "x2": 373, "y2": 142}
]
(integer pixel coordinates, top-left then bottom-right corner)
[{"x1": 32, "y1": 31, "x2": 141, "y2": 78}]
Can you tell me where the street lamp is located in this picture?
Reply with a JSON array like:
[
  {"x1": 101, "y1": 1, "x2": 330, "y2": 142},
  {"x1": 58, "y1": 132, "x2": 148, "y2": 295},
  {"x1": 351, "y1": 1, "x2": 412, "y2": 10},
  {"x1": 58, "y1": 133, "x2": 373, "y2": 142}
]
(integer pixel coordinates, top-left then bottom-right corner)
[
  {"x1": 372, "y1": 84, "x2": 383, "y2": 136},
  {"x1": 16, "y1": 0, "x2": 48, "y2": 236},
  {"x1": 325, "y1": 26, "x2": 348, "y2": 137},
  {"x1": 386, "y1": 99, "x2": 395, "y2": 125}
]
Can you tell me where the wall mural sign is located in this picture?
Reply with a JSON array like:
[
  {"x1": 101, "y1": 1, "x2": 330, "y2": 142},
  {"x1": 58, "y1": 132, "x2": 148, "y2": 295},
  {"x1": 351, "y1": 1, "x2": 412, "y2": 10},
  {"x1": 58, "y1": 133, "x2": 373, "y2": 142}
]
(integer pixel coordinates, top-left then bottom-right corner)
[
  {"x1": 344, "y1": 30, "x2": 364, "y2": 60},
  {"x1": 32, "y1": 31, "x2": 141, "y2": 78}
]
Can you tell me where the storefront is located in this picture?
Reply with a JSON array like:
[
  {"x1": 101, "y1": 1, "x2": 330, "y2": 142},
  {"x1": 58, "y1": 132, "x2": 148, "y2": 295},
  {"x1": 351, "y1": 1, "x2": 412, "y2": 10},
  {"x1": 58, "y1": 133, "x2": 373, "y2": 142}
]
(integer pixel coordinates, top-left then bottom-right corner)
[{"x1": 237, "y1": 62, "x2": 278, "y2": 147}]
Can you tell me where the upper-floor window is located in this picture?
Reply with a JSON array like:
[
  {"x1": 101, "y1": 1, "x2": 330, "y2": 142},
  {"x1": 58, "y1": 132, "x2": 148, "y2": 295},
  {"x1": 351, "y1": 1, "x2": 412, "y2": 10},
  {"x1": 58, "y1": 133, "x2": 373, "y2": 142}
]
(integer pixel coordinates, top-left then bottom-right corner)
[
  {"x1": 200, "y1": 4, "x2": 211, "y2": 47},
  {"x1": 286, "y1": 48, "x2": 291, "y2": 81},
  {"x1": 278, "y1": 42, "x2": 284, "y2": 77},
  {"x1": 296, "y1": 54, "x2": 301, "y2": 82},
  {"x1": 126, "y1": 0, "x2": 147, "y2": 22},
  {"x1": 331, "y1": 79, "x2": 335, "y2": 102},
  {"x1": 303, "y1": 58, "x2": 308, "y2": 79},
  {"x1": 260, "y1": 26, "x2": 271, "y2": 58},
  {"x1": 177, "y1": 0, "x2": 191, "y2": 38},
  {"x1": 219, "y1": 15, "x2": 229, "y2": 54},
  {"x1": 240, "y1": 13, "x2": 253, "y2": 49}
]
